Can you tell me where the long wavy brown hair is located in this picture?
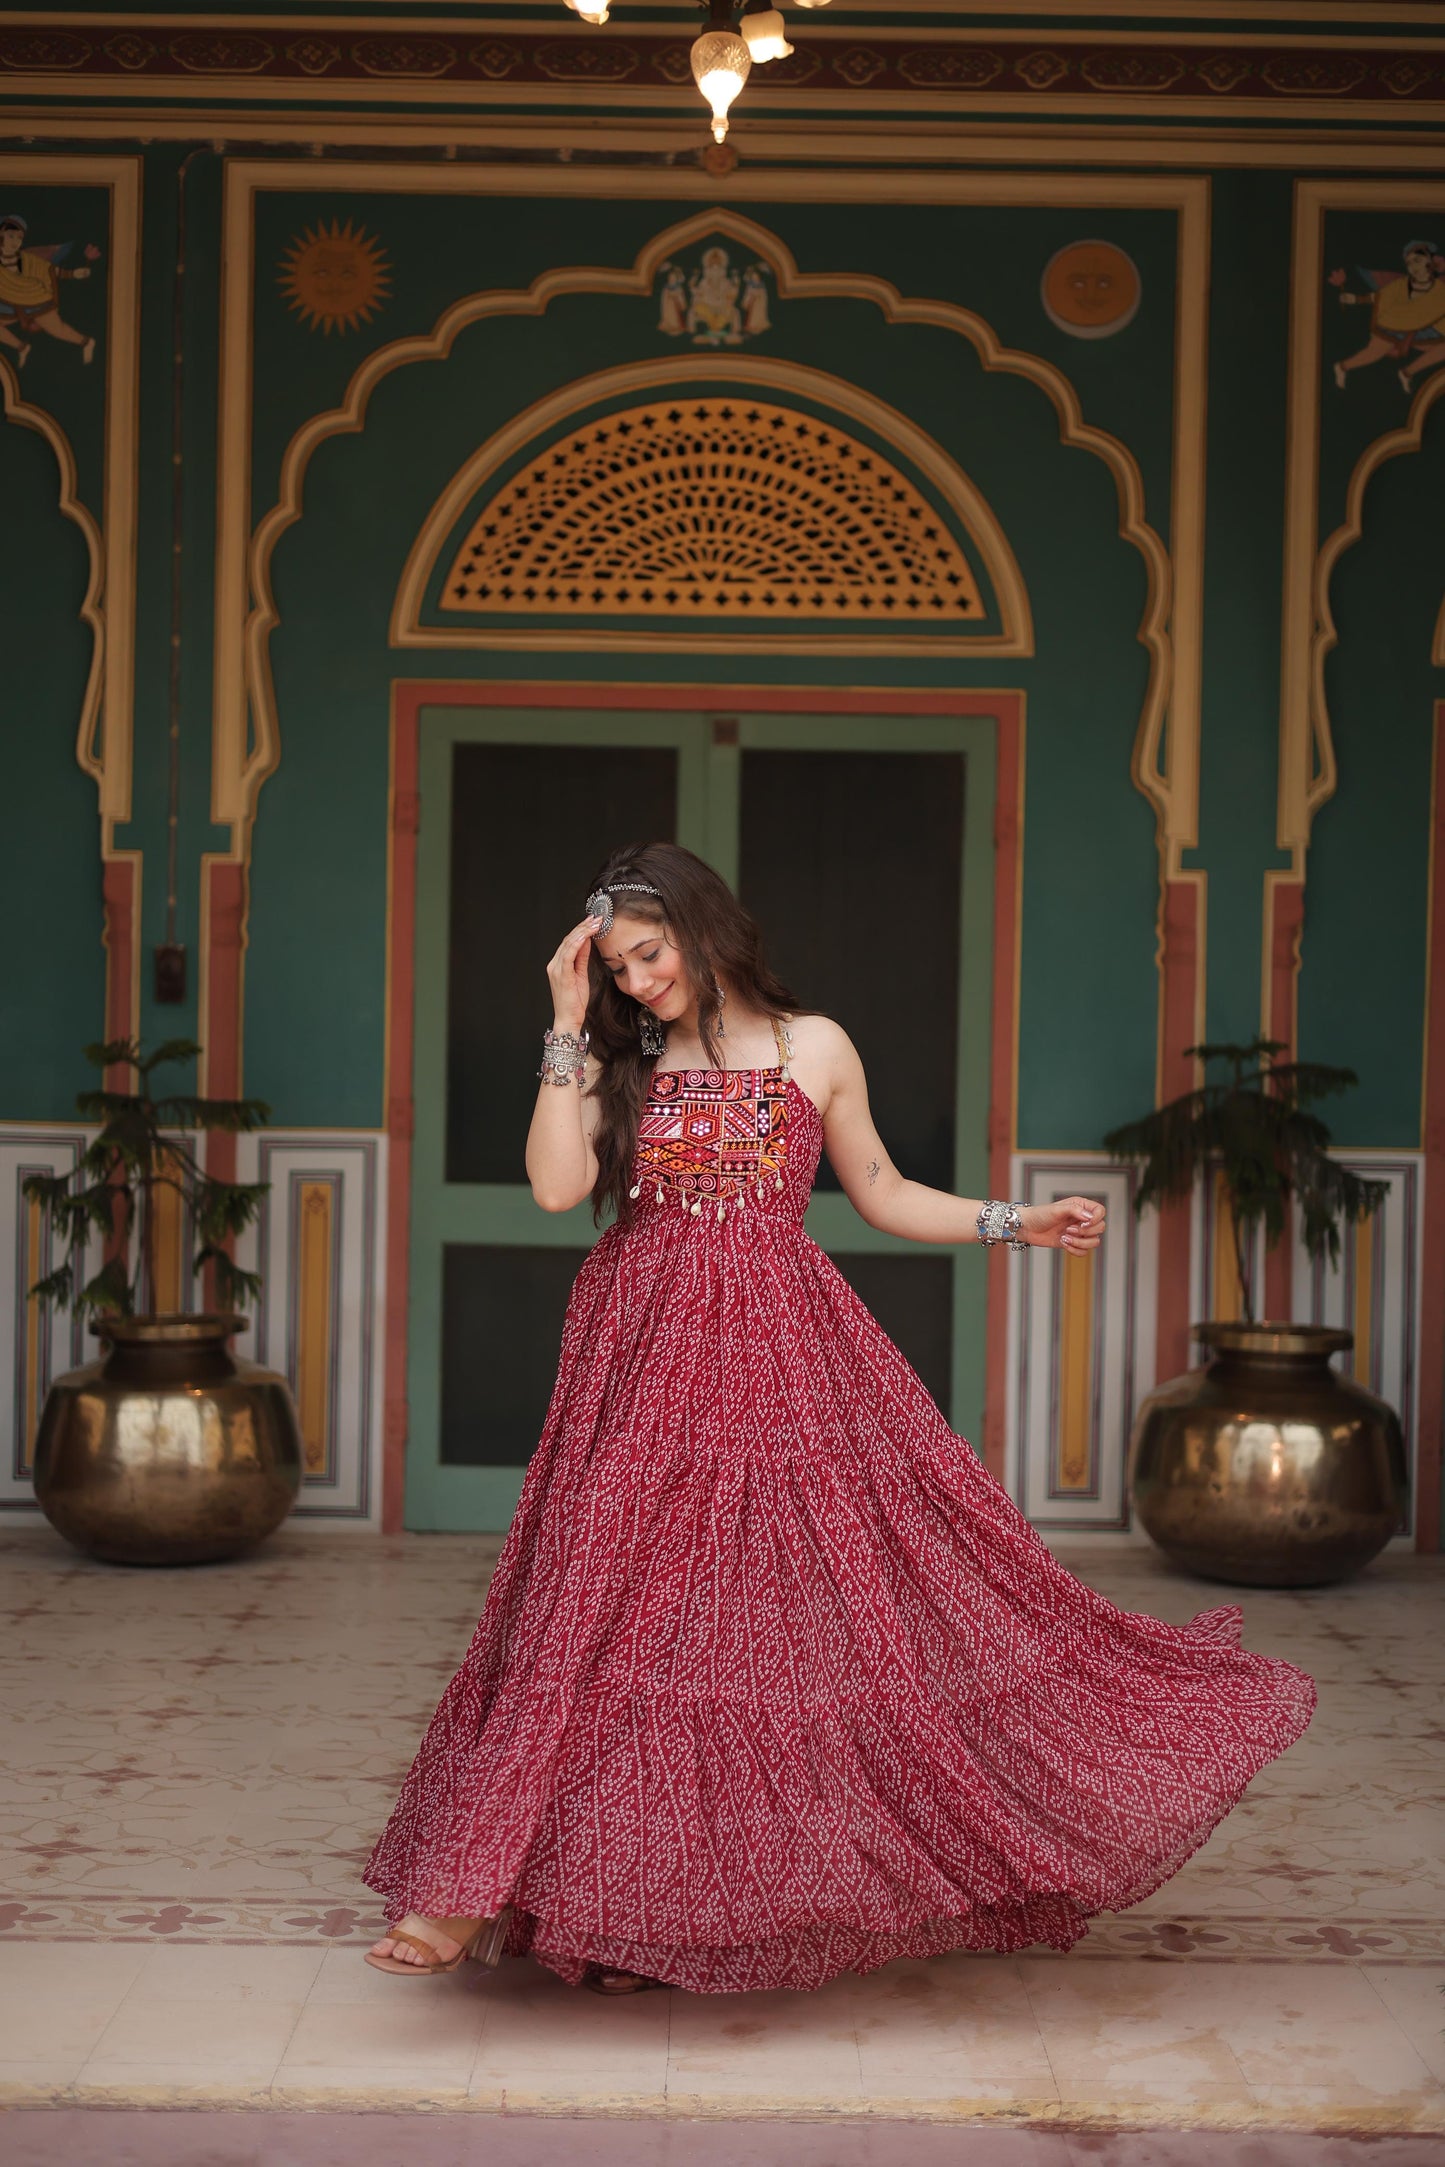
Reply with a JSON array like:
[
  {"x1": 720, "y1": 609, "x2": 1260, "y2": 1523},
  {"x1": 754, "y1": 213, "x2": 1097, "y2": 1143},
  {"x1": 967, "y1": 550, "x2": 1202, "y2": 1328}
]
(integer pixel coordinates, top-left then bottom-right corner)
[{"x1": 583, "y1": 841, "x2": 802, "y2": 1228}]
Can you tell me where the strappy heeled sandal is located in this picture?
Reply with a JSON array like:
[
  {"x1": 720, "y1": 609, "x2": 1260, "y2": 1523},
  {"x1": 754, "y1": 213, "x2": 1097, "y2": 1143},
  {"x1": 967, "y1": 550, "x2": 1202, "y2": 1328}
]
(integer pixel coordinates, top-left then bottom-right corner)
[
  {"x1": 582, "y1": 1963, "x2": 661, "y2": 1995},
  {"x1": 364, "y1": 1907, "x2": 512, "y2": 1977}
]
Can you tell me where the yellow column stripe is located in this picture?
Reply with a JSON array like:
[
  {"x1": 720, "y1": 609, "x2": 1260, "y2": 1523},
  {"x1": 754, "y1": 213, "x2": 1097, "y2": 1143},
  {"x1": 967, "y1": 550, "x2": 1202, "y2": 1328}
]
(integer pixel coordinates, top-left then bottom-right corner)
[
  {"x1": 296, "y1": 1181, "x2": 334, "y2": 1478},
  {"x1": 23, "y1": 1195, "x2": 41, "y2": 1478},
  {"x1": 1056, "y1": 1252, "x2": 1096, "y2": 1493}
]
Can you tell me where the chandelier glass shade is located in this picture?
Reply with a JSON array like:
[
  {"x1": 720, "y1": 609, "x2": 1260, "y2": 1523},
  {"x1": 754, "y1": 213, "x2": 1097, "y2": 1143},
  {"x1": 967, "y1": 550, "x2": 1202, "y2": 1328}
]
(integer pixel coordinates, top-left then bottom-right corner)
[
  {"x1": 690, "y1": 27, "x2": 752, "y2": 142},
  {"x1": 557, "y1": 0, "x2": 828, "y2": 137},
  {"x1": 741, "y1": 8, "x2": 793, "y2": 61}
]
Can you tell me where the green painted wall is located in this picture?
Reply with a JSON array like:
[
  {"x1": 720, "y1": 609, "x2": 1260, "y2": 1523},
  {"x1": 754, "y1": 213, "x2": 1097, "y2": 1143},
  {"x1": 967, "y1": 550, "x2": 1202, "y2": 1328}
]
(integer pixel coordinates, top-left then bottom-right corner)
[
  {"x1": 2, "y1": 157, "x2": 1437, "y2": 1171},
  {"x1": 244, "y1": 189, "x2": 1164, "y2": 1144},
  {"x1": 1193, "y1": 173, "x2": 1296, "y2": 1060},
  {"x1": 1299, "y1": 415, "x2": 1445, "y2": 1146},
  {"x1": 0, "y1": 419, "x2": 104, "y2": 1111},
  {"x1": 0, "y1": 180, "x2": 110, "y2": 1116},
  {"x1": 1297, "y1": 210, "x2": 1445, "y2": 1146}
]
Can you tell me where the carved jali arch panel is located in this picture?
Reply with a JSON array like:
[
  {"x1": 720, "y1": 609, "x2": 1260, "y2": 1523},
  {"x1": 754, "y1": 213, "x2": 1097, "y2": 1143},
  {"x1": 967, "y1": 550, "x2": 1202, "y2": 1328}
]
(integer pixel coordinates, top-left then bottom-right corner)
[
  {"x1": 439, "y1": 398, "x2": 986, "y2": 629},
  {"x1": 394, "y1": 356, "x2": 1030, "y2": 660}
]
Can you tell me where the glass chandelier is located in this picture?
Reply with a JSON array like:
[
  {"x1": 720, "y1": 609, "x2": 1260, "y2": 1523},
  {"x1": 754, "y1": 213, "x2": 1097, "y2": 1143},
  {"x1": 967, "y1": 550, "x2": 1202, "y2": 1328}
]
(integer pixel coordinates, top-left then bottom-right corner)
[{"x1": 562, "y1": 0, "x2": 829, "y2": 142}]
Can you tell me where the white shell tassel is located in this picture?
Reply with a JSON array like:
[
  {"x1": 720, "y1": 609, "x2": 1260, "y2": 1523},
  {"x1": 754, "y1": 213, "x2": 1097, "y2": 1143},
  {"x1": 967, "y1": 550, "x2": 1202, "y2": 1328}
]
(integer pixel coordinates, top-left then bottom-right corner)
[
  {"x1": 775, "y1": 1172, "x2": 784, "y2": 1190},
  {"x1": 629, "y1": 1182, "x2": 642, "y2": 1200},
  {"x1": 716, "y1": 1201, "x2": 725, "y2": 1223},
  {"x1": 690, "y1": 1197, "x2": 702, "y2": 1216},
  {"x1": 655, "y1": 1184, "x2": 664, "y2": 1205}
]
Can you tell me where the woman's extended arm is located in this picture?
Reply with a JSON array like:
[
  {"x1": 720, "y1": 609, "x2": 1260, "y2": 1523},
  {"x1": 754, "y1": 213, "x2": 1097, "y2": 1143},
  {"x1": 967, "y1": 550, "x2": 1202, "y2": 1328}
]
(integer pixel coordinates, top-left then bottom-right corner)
[
  {"x1": 525, "y1": 914, "x2": 605, "y2": 1213},
  {"x1": 807, "y1": 1019, "x2": 1104, "y2": 1254}
]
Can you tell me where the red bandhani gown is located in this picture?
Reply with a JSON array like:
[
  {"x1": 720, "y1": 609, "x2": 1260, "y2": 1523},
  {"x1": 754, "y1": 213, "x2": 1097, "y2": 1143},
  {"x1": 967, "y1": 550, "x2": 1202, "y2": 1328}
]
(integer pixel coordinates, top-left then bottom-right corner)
[{"x1": 365, "y1": 1024, "x2": 1316, "y2": 1993}]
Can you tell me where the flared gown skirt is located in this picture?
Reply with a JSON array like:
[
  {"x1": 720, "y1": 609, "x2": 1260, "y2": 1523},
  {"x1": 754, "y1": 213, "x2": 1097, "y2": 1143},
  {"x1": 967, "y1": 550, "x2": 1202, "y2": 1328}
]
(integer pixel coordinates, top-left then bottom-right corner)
[{"x1": 365, "y1": 1084, "x2": 1316, "y2": 1993}]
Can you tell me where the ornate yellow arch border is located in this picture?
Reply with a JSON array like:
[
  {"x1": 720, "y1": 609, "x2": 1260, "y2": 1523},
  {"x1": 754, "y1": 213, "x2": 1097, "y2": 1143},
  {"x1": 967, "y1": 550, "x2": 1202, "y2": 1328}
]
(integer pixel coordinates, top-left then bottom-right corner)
[
  {"x1": 1313, "y1": 370, "x2": 1445, "y2": 740},
  {"x1": 0, "y1": 368, "x2": 106, "y2": 791},
  {"x1": 1271, "y1": 179, "x2": 1445, "y2": 1062},
  {"x1": 220, "y1": 175, "x2": 1205, "y2": 849},
  {"x1": 0, "y1": 154, "x2": 140, "y2": 1041},
  {"x1": 212, "y1": 162, "x2": 1207, "y2": 1093},
  {"x1": 1281, "y1": 180, "x2": 1445, "y2": 878},
  {"x1": 390, "y1": 343, "x2": 1033, "y2": 661}
]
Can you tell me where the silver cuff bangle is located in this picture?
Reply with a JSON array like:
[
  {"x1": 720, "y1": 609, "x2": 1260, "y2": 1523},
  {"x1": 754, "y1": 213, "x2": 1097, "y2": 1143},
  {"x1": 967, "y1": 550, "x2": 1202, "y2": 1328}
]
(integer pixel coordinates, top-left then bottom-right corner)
[
  {"x1": 976, "y1": 1199, "x2": 1029, "y2": 1252},
  {"x1": 538, "y1": 1027, "x2": 590, "y2": 1087}
]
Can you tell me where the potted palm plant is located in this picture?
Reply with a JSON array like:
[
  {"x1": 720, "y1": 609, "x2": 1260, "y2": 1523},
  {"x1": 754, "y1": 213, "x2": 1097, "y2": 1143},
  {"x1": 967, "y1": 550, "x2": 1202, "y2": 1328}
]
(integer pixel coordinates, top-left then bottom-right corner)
[
  {"x1": 24, "y1": 1038, "x2": 303, "y2": 1565},
  {"x1": 1104, "y1": 1038, "x2": 1407, "y2": 1587}
]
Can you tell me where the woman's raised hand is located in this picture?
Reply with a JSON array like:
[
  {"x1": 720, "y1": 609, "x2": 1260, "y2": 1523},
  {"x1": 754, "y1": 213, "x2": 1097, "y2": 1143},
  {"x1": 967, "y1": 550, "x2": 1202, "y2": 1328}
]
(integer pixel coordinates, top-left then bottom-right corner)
[
  {"x1": 546, "y1": 915, "x2": 602, "y2": 1035},
  {"x1": 1021, "y1": 1196, "x2": 1106, "y2": 1255}
]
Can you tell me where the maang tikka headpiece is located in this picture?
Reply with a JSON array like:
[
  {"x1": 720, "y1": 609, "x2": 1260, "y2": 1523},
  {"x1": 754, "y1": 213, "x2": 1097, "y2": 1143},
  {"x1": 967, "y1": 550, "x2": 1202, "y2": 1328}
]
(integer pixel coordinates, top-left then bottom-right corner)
[{"x1": 585, "y1": 881, "x2": 661, "y2": 937}]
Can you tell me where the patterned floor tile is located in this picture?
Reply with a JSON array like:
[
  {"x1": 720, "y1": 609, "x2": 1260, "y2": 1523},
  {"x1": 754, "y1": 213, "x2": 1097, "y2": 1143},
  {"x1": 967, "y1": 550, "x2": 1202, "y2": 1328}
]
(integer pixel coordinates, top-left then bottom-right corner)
[{"x1": 2, "y1": 1526, "x2": 1442, "y2": 1997}]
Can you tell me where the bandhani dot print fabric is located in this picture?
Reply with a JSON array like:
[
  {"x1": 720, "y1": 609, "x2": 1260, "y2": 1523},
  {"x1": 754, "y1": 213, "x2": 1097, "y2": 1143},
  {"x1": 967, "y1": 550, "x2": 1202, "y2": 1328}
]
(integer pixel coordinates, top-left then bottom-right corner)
[{"x1": 366, "y1": 1060, "x2": 1317, "y2": 1994}]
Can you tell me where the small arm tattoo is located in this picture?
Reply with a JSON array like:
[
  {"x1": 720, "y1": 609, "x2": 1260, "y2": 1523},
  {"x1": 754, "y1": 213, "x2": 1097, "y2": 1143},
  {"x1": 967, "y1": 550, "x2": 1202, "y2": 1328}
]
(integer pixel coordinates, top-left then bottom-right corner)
[{"x1": 866, "y1": 1159, "x2": 880, "y2": 1185}]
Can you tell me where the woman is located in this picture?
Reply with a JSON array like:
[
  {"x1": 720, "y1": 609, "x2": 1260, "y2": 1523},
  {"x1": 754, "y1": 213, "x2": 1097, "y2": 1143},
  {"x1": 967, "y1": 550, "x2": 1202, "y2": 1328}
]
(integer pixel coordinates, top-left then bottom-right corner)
[{"x1": 364, "y1": 842, "x2": 1315, "y2": 1994}]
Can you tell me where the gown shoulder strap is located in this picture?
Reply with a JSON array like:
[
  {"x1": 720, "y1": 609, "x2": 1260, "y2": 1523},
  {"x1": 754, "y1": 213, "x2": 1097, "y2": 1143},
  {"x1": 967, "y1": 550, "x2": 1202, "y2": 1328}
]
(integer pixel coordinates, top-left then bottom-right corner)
[{"x1": 770, "y1": 1013, "x2": 794, "y2": 1078}]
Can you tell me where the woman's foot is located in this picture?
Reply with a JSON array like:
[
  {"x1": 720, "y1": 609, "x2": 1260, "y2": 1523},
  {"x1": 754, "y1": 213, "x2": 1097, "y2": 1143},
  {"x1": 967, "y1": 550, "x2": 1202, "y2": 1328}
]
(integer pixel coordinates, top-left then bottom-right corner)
[
  {"x1": 368, "y1": 1913, "x2": 479, "y2": 1969},
  {"x1": 583, "y1": 1963, "x2": 658, "y2": 1994}
]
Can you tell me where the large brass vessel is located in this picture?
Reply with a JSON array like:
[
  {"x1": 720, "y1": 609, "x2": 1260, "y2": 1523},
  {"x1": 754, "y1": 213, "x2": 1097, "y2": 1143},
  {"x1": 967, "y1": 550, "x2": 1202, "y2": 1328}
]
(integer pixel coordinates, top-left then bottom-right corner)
[
  {"x1": 32, "y1": 1313, "x2": 303, "y2": 1565},
  {"x1": 1135, "y1": 1308, "x2": 1403, "y2": 1586},
  {"x1": 1130, "y1": 1322, "x2": 1407, "y2": 1587}
]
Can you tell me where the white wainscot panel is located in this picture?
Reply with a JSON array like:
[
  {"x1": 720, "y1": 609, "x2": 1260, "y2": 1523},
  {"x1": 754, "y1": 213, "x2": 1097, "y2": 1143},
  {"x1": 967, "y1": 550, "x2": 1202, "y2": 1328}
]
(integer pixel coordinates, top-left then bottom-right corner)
[
  {"x1": 232, "y1": 1133, "x2": 388, "y2": 1526},
  {"x1": 0, "y1": 1129, "x2": 101, "y2": 1511},
  {"x1": 1006, "y1": 1155, "x2": 1156, "y2": 1533},
  {"x1": 1291, "y1": 1152, "x2": 1421, "y2": 1539}
]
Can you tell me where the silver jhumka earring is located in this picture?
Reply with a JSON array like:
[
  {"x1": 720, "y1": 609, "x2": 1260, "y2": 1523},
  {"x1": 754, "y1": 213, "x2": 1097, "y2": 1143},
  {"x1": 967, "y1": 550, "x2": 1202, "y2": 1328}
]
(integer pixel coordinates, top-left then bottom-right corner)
[{"x1": 639, "y1": 1009, "x2": 667, "y2": 1058}]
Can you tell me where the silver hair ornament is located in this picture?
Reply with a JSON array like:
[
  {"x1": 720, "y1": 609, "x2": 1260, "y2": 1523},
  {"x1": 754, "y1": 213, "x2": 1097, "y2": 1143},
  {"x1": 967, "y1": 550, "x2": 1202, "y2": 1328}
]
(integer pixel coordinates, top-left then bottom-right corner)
[{"x1": 584, "y1": 881, "x2": 662, "y2": 937}]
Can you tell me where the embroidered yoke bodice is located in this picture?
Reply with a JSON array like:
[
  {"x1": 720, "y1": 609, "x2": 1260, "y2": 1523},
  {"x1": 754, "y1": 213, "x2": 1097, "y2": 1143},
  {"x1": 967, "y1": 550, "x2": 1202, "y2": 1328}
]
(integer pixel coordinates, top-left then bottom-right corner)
[{"x1": 632, "y1": 1015, "x2": 798, "y2": 1223}]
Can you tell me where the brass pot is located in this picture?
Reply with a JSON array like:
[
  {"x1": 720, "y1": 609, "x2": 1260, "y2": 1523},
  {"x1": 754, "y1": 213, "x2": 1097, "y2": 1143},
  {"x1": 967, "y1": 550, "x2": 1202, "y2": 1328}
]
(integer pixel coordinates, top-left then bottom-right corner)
[
  {"x1": 32, "y1": 1312, "x2": 303, "y2": 1566},
  {"x1": 1130, "y1": 1321, "x2": 1408, "y2": 1588}
]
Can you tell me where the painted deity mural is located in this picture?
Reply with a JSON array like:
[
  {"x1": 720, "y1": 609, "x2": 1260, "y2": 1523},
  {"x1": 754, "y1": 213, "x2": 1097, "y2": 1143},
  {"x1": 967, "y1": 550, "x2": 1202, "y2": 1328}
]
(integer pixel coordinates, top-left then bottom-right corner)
[{"x1": 655, "y1": 244, "x2": 772, "y2": 347}]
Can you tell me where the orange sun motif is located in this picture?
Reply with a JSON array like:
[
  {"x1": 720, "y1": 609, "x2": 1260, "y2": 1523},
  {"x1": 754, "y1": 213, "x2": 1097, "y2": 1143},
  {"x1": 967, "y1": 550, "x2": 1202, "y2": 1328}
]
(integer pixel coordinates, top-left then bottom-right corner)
[{"x1": 278, "y1": 220, "x2": 391, "y2": 335}]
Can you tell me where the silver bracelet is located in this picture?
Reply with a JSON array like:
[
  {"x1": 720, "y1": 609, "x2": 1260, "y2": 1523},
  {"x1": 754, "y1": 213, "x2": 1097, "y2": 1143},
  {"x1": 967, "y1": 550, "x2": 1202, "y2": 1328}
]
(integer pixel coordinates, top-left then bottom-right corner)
[
  {"x1": 976, "y1": 1199, "x2": 1029, "y2": 1252},
  {"x1": 538, "y1": 1027, "x2": 589, "y2": 1087}
]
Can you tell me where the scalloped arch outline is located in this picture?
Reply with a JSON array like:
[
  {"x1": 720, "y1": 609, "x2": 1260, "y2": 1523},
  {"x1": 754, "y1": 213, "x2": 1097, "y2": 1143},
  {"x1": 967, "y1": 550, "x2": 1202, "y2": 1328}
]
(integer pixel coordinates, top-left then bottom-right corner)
[
  {"x1": 1311, "y1": 368, "x2": 1445, "y2": 827},
  {"x1": 0, "y1": 361, "x2": 105, "y2": 796},
  {"x1": 238, "y1": 206, "x2": 1173, "y2": 845}
]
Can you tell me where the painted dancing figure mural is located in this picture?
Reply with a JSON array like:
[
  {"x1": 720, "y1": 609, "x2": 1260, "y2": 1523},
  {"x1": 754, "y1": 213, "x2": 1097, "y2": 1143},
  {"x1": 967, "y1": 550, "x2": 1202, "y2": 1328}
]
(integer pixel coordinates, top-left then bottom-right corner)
[
  {"x1": 0, "y1": 214, "x2": 100, "y2": 368},
  {"x1": 1330, "y1": 240, "x2": 1445, "y2": 393}
]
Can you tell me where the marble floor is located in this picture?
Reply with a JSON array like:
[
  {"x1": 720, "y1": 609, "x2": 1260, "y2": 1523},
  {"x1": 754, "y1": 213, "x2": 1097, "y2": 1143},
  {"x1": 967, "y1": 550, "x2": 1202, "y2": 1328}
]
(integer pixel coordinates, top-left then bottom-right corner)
[{"x1": 1, "y1": 1525, "x2": 1443, "y2": 2136}]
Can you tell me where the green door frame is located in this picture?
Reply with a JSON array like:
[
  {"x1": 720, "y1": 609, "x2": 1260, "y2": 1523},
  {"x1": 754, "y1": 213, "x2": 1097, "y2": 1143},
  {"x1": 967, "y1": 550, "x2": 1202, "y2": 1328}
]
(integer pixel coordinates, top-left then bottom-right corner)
[{"x1": 405, "y1": 699, "x2": 998, "y2": 1531}]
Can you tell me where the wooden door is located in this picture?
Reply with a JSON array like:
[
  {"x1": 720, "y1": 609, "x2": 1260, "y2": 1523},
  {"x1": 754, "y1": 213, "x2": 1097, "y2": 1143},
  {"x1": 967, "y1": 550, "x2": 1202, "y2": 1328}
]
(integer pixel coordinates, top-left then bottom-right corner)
[{"x1": 406, "y1": 701, "x2": 996, "y2": 1530}]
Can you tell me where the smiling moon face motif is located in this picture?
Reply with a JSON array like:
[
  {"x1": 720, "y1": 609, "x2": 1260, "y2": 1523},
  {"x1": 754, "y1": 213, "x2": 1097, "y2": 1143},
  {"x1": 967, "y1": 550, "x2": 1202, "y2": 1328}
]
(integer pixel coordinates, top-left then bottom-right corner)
[{"x1": 1041, "y1": 240, "x2": 1142, "y2": 340}]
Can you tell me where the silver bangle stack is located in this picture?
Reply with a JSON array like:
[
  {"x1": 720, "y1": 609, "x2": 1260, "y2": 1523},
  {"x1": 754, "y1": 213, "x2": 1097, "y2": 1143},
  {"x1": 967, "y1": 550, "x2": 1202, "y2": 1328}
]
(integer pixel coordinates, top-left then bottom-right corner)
[
  {"x1": 538, "y1": 1027, "x2": 590, "y2": 1087},
  {"x1": 976, "y1": 1199, "x2": 1029, "y2": 1252}
]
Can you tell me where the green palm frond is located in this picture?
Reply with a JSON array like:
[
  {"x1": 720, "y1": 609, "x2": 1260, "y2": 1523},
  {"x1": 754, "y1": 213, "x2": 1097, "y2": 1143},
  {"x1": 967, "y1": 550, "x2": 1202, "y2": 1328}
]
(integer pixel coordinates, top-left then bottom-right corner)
[
  {"x1": 1103, "y1": 1036, "x2": 1379, "y2": 1324},
  {"x1": 26, "y1": 1038, "x2": 271, "y2": 1318}
]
